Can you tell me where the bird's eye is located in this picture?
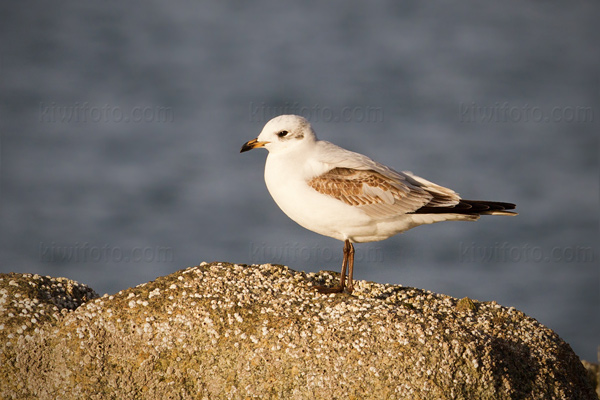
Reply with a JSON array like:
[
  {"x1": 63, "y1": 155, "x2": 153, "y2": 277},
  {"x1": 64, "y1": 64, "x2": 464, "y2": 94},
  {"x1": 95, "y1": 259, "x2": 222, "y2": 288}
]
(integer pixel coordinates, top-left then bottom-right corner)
[{"x1": 276, "y1": 130, "x2": 289, "y2": 138}]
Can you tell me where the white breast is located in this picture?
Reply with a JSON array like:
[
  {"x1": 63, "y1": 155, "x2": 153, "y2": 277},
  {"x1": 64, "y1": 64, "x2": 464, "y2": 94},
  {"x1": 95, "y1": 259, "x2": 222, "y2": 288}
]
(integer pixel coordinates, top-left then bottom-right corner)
[{"x1": 263, "y1": 151, "x2": 387, "y2": 242}]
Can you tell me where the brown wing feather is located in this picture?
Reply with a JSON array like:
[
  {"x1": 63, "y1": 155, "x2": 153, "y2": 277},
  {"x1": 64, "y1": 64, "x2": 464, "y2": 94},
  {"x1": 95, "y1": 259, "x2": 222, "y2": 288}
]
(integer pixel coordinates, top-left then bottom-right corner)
[
  {"x1": 307, "y1": 167, "x2": 433, "y2": 216},
  {"x1": 307, "y1": 167, "x2": 516, "y2": 218}
]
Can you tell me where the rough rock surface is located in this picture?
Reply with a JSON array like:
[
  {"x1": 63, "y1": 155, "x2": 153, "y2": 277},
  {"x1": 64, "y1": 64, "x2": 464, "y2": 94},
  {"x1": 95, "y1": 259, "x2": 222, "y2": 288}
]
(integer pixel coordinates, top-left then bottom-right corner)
[{"x1": 0, "y1": 262, "x2": 597, "y2": 399}]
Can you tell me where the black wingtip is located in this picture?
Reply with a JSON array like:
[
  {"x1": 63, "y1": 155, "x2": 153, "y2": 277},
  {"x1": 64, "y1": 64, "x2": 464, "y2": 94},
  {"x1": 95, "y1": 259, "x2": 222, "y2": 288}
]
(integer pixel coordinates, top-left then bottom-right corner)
[{"x1": 413, "y1": 200, "x2": 517, "y2": 215}]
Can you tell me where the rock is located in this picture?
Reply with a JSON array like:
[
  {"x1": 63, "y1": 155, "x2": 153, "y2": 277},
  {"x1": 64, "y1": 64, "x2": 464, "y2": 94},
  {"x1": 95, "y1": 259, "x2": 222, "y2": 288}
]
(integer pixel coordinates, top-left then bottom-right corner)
[
  {"x1": 0, "y1": 273, "x2": 98, "y2": 347},
  {"x1": 0, "y1": 263, "x2": 597, "y2": 399},
  {"x1": 582, "y1": 356, "x2": 600, "y2": 398}
]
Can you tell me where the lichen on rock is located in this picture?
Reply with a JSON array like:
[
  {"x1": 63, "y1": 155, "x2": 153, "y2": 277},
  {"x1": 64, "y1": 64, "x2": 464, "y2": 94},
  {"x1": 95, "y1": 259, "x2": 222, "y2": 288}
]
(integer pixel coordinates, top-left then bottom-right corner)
[{"x1": 0, "y1": 263, "x2": 597, "y2": 399}]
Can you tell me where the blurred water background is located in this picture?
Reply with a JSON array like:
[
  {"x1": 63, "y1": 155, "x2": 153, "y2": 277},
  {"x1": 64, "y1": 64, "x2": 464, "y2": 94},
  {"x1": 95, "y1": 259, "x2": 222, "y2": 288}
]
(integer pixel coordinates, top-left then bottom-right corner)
[{"x1": 1, "y1": 1, "x2": 598, "y2": 361}]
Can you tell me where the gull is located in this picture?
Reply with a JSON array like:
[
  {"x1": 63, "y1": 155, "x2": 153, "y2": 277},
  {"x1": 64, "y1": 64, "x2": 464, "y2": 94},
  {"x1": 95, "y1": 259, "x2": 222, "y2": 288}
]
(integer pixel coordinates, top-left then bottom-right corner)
[{"x1": 241, "y1": 115, "x2": 516, "y2": 293}]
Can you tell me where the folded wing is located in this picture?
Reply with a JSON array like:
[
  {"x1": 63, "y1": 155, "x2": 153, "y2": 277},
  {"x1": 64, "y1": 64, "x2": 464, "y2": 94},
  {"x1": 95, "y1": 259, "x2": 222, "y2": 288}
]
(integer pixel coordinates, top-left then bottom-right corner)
[{"x1": 307, "y1": 167, "x2": 516, "y2": 219}]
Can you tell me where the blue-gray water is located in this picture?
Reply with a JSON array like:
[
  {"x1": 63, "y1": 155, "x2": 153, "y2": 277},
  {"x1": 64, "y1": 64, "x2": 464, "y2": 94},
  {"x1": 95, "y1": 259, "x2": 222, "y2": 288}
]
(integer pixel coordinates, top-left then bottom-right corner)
[{"x1": 1, "y1": 1, "x2": 598, "y2": 361}]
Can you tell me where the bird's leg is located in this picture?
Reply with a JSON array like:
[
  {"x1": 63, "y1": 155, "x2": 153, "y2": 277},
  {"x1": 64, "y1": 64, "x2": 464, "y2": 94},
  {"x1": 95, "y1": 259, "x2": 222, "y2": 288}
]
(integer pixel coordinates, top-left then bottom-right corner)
[
  {"x1": 346, "y1": 241, "x2": 355, "y2": 293},
  {"x1": 314, "y1": 240, "x2": 350, "y2": 294},
  {"x1": 338, "y1": 240, "x2": 349, "y2": 290}
]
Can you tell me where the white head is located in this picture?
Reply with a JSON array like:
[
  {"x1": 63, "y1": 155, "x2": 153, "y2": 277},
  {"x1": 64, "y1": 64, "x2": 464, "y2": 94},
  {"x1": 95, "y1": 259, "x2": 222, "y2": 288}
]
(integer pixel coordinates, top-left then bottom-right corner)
[{"x1": 240, "y1": 115, "x2": 317, "y2": 154}]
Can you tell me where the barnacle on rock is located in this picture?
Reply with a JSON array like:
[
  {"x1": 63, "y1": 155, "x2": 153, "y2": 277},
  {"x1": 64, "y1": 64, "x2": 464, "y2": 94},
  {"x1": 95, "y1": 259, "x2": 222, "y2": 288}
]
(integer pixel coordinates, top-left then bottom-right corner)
[{"x1": 0, "y1": 264, "x2": 597, "y2": 399}]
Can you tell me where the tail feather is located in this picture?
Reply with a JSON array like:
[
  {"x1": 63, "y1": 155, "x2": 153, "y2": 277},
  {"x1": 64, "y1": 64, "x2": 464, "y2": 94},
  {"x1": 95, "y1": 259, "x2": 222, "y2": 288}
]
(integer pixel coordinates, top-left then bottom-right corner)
[{"x1": 412, "y1": 199, "x2": 517, "y2": 216}]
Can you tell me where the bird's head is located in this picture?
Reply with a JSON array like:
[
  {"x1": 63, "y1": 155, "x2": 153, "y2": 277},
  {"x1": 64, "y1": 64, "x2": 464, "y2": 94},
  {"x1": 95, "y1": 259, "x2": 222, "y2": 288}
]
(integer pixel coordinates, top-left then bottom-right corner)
[{"x1": 240, "y1": 114, "x2": 317, "y2": 154}]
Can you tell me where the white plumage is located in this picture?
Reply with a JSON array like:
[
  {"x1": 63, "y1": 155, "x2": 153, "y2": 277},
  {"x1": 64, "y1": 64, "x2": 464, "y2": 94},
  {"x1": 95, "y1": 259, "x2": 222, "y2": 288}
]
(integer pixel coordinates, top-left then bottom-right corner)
[{"x1": 241, "y1": 115, "x2": 516, "y2": 293}]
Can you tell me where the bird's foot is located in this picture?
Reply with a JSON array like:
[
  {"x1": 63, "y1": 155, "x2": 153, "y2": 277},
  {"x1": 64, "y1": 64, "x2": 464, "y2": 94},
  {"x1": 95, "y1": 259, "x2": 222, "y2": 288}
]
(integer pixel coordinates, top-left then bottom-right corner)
[
  {"x1": 314, "y1": 285, "x2": 344, "y2": 294},
  {"x1": 314, "y1": 284, "x2": 353, "y2": 294}
]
